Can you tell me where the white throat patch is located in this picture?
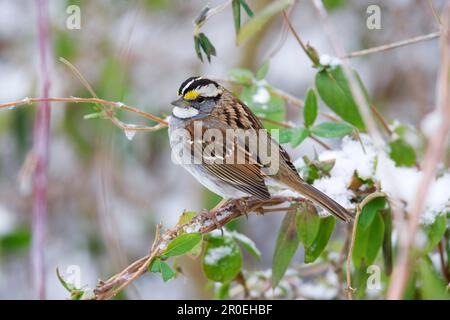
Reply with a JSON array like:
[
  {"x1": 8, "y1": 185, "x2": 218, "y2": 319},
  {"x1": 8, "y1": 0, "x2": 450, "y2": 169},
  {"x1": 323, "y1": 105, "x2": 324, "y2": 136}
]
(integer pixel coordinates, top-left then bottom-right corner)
[{"x1": 172, "y1": 106, "x2": 199, "y2": 119}]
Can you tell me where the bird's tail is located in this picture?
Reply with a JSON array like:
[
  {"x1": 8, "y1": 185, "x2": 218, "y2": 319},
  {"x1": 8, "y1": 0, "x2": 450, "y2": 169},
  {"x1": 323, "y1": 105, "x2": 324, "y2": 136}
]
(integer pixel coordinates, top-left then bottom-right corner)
[{"x1": 287, "y1": 180, "x2": 354, "y2": 222}]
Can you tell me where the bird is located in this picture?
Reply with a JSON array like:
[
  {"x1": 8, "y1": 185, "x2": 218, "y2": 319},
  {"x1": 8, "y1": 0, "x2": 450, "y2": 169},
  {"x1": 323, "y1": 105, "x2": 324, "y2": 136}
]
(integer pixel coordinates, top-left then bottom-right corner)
[{"x1": 168, "y1": 76, "x2": 354, "y2": 222}]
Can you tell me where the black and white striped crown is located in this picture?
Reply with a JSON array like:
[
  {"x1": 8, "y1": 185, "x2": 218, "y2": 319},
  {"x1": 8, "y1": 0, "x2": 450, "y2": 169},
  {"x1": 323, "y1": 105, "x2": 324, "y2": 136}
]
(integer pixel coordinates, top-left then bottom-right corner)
[{"x1": 177, "y1": 77, "x2": 222, "y2": 100}]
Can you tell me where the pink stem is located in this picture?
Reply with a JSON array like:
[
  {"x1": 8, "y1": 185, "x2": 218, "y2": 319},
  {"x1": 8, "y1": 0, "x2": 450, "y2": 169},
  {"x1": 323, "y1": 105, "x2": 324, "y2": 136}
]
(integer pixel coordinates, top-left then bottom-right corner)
[{"x1": 32, "y1": 0, "x2": 51, "y2": 300}]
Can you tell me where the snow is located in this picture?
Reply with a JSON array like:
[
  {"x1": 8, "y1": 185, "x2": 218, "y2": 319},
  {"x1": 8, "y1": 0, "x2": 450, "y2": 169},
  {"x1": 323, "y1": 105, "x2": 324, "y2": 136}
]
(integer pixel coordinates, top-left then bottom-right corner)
[
  {"x1": 420, "y1": 111, "x2": 441, "y2": 138},
  {"x1": 204, "y1": 246, "x2": 232, "y2": 265},
  {"x1": 319, "y1": 54, "x2": 341, "y2": 67},
  {"x1": 301, "y1": 134, "x2": 450, "y2": 224},
  {"x1": 124, "y1": 124, "x2": 138, "y2": 141},
  {"x1": 226, "y1": 230, "x2": 261, "y2": 257},
  {"x1": 298, "y1": 282, "x2": 338, "y2": 299},
  {"x1": 376, "y1": 153, "x2": 450, "y2": 224},
  {"x1": 184, "y1": 223, "x2": 201, "y2": 233},
  {"x1": 0, "y1": 205, "x2": 15, "y2": 236},
  {"x1": 312, "y1": 136, "x2": 377, "y2": 210},
  {"x1": 252, "y1": 86, "x2": 270, "y2": 104}
]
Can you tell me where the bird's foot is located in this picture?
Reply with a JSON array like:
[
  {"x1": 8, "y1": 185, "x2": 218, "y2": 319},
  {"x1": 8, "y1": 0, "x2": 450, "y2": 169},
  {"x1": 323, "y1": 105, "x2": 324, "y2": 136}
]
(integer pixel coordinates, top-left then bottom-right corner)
[
  {"x1": 233, "y1": 198, "x2": 249, "y2": 219},
  {"x1": 202, "y1": 209, "x2": 223, "y2": 235}
]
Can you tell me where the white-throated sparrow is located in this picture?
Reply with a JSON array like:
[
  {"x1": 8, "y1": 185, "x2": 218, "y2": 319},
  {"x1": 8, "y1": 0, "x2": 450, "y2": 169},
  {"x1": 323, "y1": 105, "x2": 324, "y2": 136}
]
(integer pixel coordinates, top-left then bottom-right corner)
[{"x1": 168, "y1": 77, "x2": 353, "y2": 222}]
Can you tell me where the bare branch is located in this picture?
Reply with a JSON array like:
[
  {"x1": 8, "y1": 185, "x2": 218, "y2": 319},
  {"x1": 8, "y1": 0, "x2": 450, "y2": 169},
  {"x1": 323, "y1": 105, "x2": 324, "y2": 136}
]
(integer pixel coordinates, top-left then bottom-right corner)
[
  {"x1": 343, "y1": 31, "x2": 440, "y2": 59},
  {"x1": 0, "y1": 97, "x2": 168, "y2": 132}
]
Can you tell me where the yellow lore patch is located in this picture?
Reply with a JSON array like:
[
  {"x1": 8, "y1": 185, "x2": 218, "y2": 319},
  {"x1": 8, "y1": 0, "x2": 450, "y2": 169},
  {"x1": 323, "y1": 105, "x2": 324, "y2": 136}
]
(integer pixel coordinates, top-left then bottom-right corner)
[{"x1": 183, "y1": 90, "x2": 200, "y2": 100}]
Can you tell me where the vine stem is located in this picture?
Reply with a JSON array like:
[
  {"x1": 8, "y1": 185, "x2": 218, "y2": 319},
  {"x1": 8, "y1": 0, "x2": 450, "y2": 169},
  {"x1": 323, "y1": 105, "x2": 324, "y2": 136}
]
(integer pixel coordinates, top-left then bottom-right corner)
[{"x1": 345, "y1": 207, "x2": 361, "y2": 300}]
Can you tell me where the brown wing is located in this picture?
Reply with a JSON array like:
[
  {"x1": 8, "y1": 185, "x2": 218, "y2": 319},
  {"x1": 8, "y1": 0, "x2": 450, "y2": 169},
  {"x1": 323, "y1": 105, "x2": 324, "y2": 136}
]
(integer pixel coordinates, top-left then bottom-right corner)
[
  {"x1": 213, "y1": 92, "x2": 301, "y2": 178},
  {"x1": 184, "y1": 114, "x2": 271, "y2": 200}
]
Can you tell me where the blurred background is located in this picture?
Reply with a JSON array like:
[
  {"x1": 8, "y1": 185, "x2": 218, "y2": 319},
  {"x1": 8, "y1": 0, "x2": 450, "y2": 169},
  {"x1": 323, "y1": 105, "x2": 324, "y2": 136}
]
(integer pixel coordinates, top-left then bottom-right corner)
[{"x1": 0, "y1": 0, "x2": 445, "y2": 299}]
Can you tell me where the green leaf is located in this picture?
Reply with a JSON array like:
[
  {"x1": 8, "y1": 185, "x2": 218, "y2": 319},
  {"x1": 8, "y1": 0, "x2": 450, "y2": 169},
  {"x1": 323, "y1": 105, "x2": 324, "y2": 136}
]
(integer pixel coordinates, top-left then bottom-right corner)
[
  {"x1": 290, "y1": 127, "x2": 309, "y2": 148},
  {"x1": 389, "y1": 138, "x2": 417, "y2": 167},
  {"x1": 227, "y1": 230, "x2": 261, "y2": 259},
  {"x1": 202, "y1": 235, "x2": 242, "y2": 283},
  {"x1": 228, "y1": 68, "x2": 254, "y2": 84},
  {"x1": 256, "y1": 61, "x2": 270, "y2": 80},
  {"x1": 323, "y1": 0, "x2": 346, "y2": 10},
  {"x1": 162, "y1": 233, "x2": 202, "y2": 258},
  {"x1": 215, "y1": 282, "x2": 231, "y2": 300},
  {"x1": 199, "y1": 34, "x2": 216, "y2": 62},
  {"x1": 197, "y1": 33, "x2": 216, "y2": 63},
  {"x1": 56, "y1": 268, "x2": 77, "y2": 292},
  {"x1": 358, "y1": 195, "x2": 386, "y2": 231},
  {"x1": 276, "y1": 128, "x2": 293, "y2": 144},
  {"x1": 296, "y1": 203, "x2": 320, "y2": 247},
  {"x1": 422, "y1": 214, "x2": 447, "y2": 253},
  {"x1": 272, "y1": 212, "x2": 300, "y2": 288},
  {"x1": 303, "y1": 89, "x2": 318, "y2": 127},
  {"x1": 160, "y1": 261, "x2": 176, "y2": 282},
  {"x1": 241, "y1": 85, "x2": 285, "y2": 115},
  {"x1": 237, "y1": 0, "x2": 293, "y2": 45},
  {"x1": 149, "y1": 258, "x2": 161, "y2": 273},
  {"x1": 194, "y1": 35, "x2": 203, "y2": 62},
  {"x1": 352, "y1": 212, "x2": 385, "y2": 268},
  {"x1": 176, "y1": 211, "x2": 197, "y2": 226},
  {"x1": 418, "y1": 258, "x2": 450, "y2": 299},
  {"x1": 0, "y1": 227, "x2": 31, "y2": 251},
  {"x1": 311, "y1": 122, "x2": 353, "y2": 138},
  {"x1": 304, "y1": 216, "x2": 336, "y2": 263},
  {"x1": 83, "y1": 112, "x2": 102, "y2": 120},
  {"x1": 315, "y1": 65, "x2": 367, "y2": 130},
  {"x1": 275, "y1": 127, "x2": 309, "y2": 147},
  {"x1": 239, "y1": 0, "x2": 253, "y2": 17},
  {"x1": 232, "y1": 0, "x2": 241, "y2": 35}
]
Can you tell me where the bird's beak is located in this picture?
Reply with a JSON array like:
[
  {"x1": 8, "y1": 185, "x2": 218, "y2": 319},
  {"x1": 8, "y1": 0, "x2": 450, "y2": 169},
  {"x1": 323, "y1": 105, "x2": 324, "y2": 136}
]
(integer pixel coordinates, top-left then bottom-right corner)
[{"x1": 171, "y1": 98, "x2": 190, "y2": 108}]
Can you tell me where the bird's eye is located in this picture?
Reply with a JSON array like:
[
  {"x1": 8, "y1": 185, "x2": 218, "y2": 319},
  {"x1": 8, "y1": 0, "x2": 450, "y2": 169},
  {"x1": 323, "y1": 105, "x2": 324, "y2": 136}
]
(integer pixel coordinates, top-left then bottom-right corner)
[{"x1": 197, "y1": 96, "x2": 205, "y2": 103}]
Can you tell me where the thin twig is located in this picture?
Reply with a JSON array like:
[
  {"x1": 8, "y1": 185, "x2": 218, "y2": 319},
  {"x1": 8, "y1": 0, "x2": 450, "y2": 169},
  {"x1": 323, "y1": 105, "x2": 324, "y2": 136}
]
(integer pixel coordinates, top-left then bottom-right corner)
[
  {"x1": 370, "y1": 104, "x2": 392, "y2": 136},
  {"x1": 345, "y1": 207, "x2": 360, "y2": 300},
  {"x1": 427, "y1": 0, "x2": 442, "y2": 26},
  {"x1": 282, "y1": 11, "x2": 309, "y2": 59},
  {"x1": 343, "y1": 31, "x2": 440, "y2": 59},
  {"x1": 194, "y1": 0, "x2": 232, "y2": 33},
  {"x1": 387, "y1": 5, "x2": 450, "y2": 299},
  {"x1": 0, "y1": 97, "x2": 167, "y2": 131}
]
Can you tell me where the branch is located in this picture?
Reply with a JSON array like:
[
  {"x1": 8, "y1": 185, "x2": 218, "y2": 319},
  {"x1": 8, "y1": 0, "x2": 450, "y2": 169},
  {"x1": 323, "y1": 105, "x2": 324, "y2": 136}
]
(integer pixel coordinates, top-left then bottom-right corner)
[
  {"x1": 0, "y1": 97, "x2": 168, "y2": 132},
  {"x1": 387, "y1": 4, "x2": 450, "y2": 300},
  {"x1": 342, "y1": 31, "x2": 441, "y2": 59},
  {"x1": 428, "y1": 0, "x2": 442, "y2": 26},
  {"x1": 93, "y1": 196, "x2": 306, "y2": 300},
  {"x1": 31, "y1": 0, "x2": 51, "y2": 299}
]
